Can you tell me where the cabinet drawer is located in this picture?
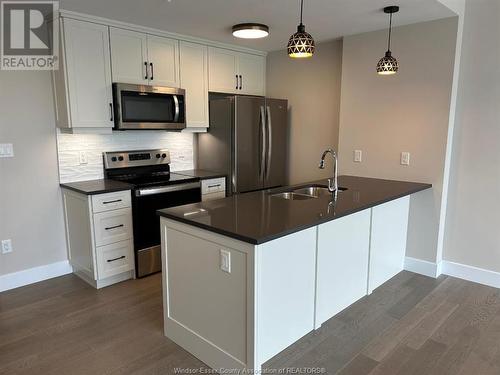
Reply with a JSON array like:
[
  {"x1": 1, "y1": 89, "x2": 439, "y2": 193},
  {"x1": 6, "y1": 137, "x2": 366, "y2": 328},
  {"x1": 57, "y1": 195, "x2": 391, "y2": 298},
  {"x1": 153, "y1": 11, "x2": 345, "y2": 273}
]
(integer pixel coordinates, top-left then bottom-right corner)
[
  {"x1": 202, "y1": 191, "x2": 226, "y2": 202},
  {"x1": 92, "y1": 191, "x2": 131, "y2": 213},
  {"x1": 96, "y1": 240, "x2": 134, "y2": 279},
  {"x1": 93, "y1": 208, "x2": 133, "y2": 247},
  {"x1": 201, "y1": 177, "x2": 226, "y2": 194}
]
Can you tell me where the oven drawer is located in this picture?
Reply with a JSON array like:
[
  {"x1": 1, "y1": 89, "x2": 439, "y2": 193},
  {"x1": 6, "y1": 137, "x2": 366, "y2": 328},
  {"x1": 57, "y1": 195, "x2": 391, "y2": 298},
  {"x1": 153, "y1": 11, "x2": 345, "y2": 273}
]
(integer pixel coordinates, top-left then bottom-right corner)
[
  {"x1": 92, "y1": 191, "x2": 131, "y2": 213},
  {"x1": 201, "y1": 177, "x2": 226, "y2": 195},
  {"x1": 96, "y1": 240, "x2": 134, "y2": 279},
  {"x1": 93, "y1": 207, "x2": 133, "y2": 247}
]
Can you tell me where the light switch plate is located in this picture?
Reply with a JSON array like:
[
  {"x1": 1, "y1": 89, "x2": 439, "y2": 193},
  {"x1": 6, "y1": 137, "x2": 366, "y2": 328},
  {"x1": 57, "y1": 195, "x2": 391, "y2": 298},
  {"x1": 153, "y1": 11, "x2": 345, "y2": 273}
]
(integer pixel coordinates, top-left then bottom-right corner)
[
  {"x1": 79, "y1": 151, "x2": 88, "y2": 165},
  {"x1": 1, "y1": 239, "x2": 13, "y2": 254},
  {"x1": 220, "y1": 249, "x2": 231, "y2": 273},
  {"x1": 401, "y1": 152, "x2": 410, "y2": 166},
  {"x1": 0, "y1": 143, "x2": 14, "y2": 158},
  {"x1": 354, "y1": 150, "x2": 362, "y2": 163}
]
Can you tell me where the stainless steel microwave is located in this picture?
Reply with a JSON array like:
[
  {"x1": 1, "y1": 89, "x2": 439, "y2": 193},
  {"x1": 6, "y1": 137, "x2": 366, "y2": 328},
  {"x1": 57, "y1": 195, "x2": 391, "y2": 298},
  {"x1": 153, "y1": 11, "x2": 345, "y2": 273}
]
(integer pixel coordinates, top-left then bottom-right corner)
[{"x1": 112, "y1": 83, "x2": 186, "y2": 130}]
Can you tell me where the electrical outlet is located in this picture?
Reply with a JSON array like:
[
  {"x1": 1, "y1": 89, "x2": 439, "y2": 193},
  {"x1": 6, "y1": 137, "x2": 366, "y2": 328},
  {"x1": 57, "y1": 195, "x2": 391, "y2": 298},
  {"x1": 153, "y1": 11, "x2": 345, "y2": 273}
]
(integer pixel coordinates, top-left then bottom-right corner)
[
  {"x1": 354, "y1": 150, "x2": 362, "y2": 163},
  {"x1": 2, "y1": 239, "x2": 13, "y2": 254},
  {"x1": 0, "y1": 143, "x2": 14, "y2": 158},
  {"x1": 220, "y1": 249, "x2": 231, "y2": 273},
  {"x1": 401, "y1": 152, "x2": 410, "y2": 166},
  {"x1": 79, "y1": 151, "x2": 88, "y2": 165}
]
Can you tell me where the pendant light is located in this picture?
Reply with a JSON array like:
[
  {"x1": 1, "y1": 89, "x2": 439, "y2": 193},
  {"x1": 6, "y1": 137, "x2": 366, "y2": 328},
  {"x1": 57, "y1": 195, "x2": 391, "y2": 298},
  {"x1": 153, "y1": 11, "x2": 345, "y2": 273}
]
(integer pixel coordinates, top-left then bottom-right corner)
[
  {"x1": 287, "y1": 0, "x2": 315, "y2": 58},
  {"x1": 376, "y1": 6, "x2": 399, "y2": 75},
  {"x1": 232, "y1": 23, "x2": 269, "y2": 39}
]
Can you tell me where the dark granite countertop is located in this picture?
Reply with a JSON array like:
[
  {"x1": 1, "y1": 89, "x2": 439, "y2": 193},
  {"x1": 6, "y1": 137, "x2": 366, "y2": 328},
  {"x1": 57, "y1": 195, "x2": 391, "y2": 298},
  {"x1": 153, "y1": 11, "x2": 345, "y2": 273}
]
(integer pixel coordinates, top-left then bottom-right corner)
[
  {"x1": 157, "y1": 175, "x2": 432, "y2": 245},
  {"x1": 60, "y1": 179, "x2": 134, "y2": 195},
  {"x1": 175, "y1": 169, "x2": 226, "y2": 180}
]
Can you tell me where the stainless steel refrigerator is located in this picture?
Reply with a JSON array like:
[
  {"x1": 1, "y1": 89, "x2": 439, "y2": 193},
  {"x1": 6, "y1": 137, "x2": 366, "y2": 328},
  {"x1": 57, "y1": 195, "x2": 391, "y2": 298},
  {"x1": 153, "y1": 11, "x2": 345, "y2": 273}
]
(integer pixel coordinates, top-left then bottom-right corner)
[{"x1": 197, "y1": 95, "x2": 288, "y2": 195}]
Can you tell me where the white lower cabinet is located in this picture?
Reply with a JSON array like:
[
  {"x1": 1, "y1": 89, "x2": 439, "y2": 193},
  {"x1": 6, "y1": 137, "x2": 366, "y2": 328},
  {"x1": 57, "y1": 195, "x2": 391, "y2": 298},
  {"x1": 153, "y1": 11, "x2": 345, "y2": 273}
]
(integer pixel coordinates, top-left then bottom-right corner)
[
  {"x1": 315, "y1": 210, "x2": 371, "y2": 327},
  {"x1": 96, "y1": 240, "x2": 134, "y2": 279},
  {"x1": 62, "y1": 189, "x2": 135, "y2": 288},
  {"x1": 201, "y1": 177, "x2": 226, "y2": 201},
  {"x1": 256, "y1": 228, "x2": 317, "y2": 364},
  {"x1": 93, "y1": 207, "x2": 133, "y2": 247},
  {"x1": 368, "y1": 196, "x2": 410, "y2": 293}
]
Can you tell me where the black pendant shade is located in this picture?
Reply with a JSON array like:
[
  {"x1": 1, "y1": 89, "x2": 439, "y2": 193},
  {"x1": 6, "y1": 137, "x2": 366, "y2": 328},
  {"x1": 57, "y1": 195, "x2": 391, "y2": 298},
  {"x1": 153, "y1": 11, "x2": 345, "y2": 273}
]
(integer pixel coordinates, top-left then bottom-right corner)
[
  {"x1": 287, "y1": 0, "x2": 315, "y2": 58},
  {"x1": 377, "y1": 6, "x2": 399, "y2": 75}
]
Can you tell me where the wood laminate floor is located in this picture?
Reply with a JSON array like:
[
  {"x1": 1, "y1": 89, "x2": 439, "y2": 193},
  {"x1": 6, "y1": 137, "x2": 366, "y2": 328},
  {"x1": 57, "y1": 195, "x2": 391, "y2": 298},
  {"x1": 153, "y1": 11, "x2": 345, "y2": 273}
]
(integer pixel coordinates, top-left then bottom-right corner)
[{"x1": 1, "y1": 271, "x2": 499, "y2": 374}]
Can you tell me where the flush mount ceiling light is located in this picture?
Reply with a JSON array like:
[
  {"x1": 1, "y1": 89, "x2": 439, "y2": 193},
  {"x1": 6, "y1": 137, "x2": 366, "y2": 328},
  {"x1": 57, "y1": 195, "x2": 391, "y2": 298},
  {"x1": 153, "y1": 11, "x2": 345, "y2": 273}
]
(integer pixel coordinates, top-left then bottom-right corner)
[
  {"x1": 232, "y1": 23, "x2": 269, "y2": 39},
  {"x1": 376, "y1": 6, "x2": 399, "y2": 75},
  {"x1": 287, "y1": 0, "x2": 315, "y2": 58}
]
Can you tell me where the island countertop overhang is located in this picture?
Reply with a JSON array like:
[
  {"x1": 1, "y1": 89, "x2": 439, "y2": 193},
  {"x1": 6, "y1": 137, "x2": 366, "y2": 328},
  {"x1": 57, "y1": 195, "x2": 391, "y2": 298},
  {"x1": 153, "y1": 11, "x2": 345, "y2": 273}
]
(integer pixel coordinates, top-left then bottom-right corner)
[{"x1": 157, "y1": 175, "x2": 432, "y2": 245}]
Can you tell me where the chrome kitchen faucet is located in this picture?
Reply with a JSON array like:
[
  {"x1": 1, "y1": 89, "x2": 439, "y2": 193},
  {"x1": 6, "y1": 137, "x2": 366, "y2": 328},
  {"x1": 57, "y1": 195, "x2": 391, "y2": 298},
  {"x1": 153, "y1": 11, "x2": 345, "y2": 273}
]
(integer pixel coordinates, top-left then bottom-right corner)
[{"x1": 319, "y1": 149, "x2": 339, "y2": 194}]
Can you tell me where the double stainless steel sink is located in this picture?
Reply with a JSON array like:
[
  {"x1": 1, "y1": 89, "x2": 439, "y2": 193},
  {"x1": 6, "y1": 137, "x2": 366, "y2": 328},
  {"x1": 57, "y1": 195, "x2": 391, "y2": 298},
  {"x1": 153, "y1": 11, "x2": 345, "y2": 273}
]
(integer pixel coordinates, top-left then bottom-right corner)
[{"x1": 271, "y1": 184, "x2": 347, "y2": 201}]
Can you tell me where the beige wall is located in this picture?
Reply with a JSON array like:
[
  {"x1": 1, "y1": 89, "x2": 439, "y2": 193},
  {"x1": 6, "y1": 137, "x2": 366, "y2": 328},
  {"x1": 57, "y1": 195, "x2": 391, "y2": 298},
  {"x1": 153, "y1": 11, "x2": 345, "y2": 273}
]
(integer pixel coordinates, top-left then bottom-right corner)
[
  {"x1": 338, "y1": 18, "x2": 458, "y2": 262},
  {"x1": 0, "y1": 71, "x2": 68, "y2": 276},
  {"x1": 443, "y1": 0, "x2": 500, "y2": 272},
  {"x1": 266, "y1": 40, "x2": 343, "y2": 185}
]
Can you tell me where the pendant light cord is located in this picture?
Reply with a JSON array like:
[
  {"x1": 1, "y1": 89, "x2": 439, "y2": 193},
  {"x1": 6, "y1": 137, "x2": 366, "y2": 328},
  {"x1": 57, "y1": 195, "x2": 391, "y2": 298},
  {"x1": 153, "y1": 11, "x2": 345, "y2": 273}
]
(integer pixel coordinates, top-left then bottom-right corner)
[
  {"x1": 387, "y1": 12, "x2": 392, "y2": 52},
  {"x1": 300, "y1": 0, "x2": 304, "y2": 25}
]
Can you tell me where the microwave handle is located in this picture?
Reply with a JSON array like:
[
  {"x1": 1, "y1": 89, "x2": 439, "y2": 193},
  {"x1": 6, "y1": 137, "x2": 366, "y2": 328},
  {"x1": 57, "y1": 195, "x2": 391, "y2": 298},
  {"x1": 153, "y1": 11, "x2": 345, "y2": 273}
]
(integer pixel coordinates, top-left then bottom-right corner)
[{"x1": 173, "y1": 95, "x2": 180, "y2": 122}]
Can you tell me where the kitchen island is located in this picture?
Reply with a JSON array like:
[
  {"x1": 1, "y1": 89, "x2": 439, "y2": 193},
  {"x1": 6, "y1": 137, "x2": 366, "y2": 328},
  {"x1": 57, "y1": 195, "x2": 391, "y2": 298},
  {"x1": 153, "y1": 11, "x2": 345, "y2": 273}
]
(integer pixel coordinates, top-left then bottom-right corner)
[{"x1": 157, "y1": 176, "x2": 431, "y2": 371}]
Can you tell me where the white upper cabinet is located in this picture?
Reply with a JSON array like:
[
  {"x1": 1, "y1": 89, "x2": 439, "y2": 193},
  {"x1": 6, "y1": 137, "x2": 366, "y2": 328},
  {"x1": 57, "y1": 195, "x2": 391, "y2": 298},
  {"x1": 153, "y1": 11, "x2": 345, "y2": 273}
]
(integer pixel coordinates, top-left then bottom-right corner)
[
  {"x1": 53, "y1": 13, "x2": 266, "y2": 133},
  {"x1": 109, "y1": 30, "x2": 179, "y2": 87},
  {"x1": 208, "y1": 47, "x2": 239, "y2": 94},
  {"x1": 147, "y1": 35, "x2": 180, "y2": 87},
  {"x1": 237, "y1": 53, "x2": 266, "y2": 96},
  {"x1": 208, "y1": 47, "x2": 265, "y2": 96},
  {"x1": 54, "y1": 18, "x2": 113, "y2": 131},
  {"x1": 180, "y1": 41, "x2": 209, "y2": 128},
  {"x1": 109, "y1": 28, "x2": 148, "y2": 85}
]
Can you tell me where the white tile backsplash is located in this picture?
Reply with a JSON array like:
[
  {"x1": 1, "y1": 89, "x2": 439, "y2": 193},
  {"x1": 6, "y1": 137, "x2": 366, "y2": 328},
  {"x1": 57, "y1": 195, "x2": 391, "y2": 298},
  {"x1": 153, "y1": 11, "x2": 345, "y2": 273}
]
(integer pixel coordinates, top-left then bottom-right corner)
[{"x1": 56, "y1": 131, "x2": 195, "y2": 183}]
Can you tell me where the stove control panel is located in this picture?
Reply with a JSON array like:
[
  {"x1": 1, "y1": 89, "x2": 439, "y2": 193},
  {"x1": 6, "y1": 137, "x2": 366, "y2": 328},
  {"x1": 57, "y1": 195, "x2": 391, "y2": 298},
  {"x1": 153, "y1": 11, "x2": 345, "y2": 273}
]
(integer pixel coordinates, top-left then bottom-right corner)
[{"x1": 103, "y1": 149, "x2": 171, "y2": 169}]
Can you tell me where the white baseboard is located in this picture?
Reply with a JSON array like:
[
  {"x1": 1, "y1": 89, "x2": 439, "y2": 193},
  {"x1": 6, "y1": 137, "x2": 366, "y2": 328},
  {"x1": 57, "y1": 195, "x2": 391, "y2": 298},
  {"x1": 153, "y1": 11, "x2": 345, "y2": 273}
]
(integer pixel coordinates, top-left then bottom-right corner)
[
  {"x1": 405, "y1": 256, "x2": 500, "y2": 289},
  {"x1": 0, "y1": 260, "x2": 73, "y2": 293},
  {"x1": 441, "y1": 261, "x2": 500, "y2": 289},
  {"x1": 404, "y1": 256, "x2": 439, "y2": 278}
]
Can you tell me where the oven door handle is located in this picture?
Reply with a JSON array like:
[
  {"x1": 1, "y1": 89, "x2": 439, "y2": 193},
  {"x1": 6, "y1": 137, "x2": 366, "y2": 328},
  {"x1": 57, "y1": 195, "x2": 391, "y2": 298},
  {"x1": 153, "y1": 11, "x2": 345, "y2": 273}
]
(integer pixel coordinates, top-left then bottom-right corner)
[{"x1": 135, "y1": 182, "x2": 201, "y2": 197}]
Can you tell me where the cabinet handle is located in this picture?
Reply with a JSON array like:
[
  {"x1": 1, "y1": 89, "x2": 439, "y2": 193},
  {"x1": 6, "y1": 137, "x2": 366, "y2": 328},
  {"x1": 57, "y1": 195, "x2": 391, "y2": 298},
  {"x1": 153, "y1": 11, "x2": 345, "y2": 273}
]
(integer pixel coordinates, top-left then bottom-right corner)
[
  {"x1": 208, "y1": 184, "x2": 221, "y2": 188},
  {"x1": 144, "y1": 61, "x2": 148, "y2": 80},
  {"x1": 102, "y1": 199, "x2": 122, "y2": 204},
  {"x1": 107, "y1": 255, "x2": 126, "y2": 263},
  {"x1": 235, "y1": 75, "x2": 238, "y2": 90},
  {"x1": 239, "y1": 75, "x2": 242, "y2": 90},
  {"x1": 105, "y1": 224, "x2": 124, "y2": 231},
  {"x1": 109, "y1": 103, "x2": 113, "y2": 122},
  {"x1": 150, "y1": 62, "x2": 154, "y2": 80}
]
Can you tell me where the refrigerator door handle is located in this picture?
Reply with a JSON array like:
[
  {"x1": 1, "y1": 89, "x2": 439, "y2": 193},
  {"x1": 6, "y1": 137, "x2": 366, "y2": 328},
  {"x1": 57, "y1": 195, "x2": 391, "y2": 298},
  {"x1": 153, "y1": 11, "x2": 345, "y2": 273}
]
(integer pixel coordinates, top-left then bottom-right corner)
[
  {"x1": 260, "y1": 106, "x2": 266, "y2": 181},
  {"x1": 266, "y1": 106, "x2": 272, "y2": 180}
]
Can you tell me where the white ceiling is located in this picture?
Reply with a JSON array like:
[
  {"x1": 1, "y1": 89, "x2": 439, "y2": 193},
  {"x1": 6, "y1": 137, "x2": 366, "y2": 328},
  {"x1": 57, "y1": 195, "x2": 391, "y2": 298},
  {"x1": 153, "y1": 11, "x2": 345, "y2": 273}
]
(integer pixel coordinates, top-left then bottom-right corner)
[{"x1": 59, "y1": 0, "x2": 456, "y2": 52}]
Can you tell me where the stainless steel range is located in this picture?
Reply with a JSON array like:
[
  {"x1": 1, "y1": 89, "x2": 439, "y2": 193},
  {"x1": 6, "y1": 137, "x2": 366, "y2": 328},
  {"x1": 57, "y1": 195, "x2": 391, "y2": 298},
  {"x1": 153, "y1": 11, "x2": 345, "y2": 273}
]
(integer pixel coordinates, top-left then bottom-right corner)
[{"x1": 103, "y1": 149, "x2": 201, "y2": 277}]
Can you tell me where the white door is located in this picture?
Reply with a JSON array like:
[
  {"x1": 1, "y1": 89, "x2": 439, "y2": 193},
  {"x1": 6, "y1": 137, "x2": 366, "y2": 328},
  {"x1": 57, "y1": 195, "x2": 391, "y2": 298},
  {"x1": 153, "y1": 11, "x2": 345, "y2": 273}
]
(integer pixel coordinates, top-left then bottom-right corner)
[
  {"x1": 208, "y1": 47, "x2": 238, "y2": 94},
  {"x1": 180, "y1": 41, "x2": 209, "y2": 128},
  {"x1": 147, "y1": 35, "x2": 180, "y2": 87},
  {"x1": 316, "y1": 209, "x2": 371, "y2": 327},
  {"x1": 63, "y1": 19, "x2": 113, "y2": 128},
  {"x1": 238, "y1": 53, "x2": 266, "y2": 96},
  {"x1": 109, "y1": 28, "x2": 148, "y2": 84}
]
